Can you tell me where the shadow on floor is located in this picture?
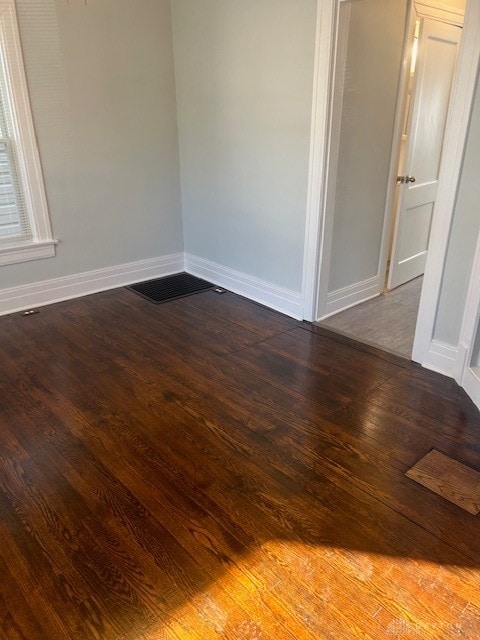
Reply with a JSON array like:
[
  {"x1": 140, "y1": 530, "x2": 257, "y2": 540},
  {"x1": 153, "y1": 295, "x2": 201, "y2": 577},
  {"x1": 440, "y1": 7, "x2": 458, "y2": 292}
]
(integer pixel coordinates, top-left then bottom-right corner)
[{"x1": 0, "y1": 287, "x2": 479, "y2": 638}]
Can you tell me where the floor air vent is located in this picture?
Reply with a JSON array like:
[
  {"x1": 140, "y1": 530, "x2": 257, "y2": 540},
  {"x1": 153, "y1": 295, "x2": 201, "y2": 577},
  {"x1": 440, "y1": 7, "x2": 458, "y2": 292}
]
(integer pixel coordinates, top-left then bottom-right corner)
[{"x1": 128, "y1": 272, "x2": 214, "y2": 304}]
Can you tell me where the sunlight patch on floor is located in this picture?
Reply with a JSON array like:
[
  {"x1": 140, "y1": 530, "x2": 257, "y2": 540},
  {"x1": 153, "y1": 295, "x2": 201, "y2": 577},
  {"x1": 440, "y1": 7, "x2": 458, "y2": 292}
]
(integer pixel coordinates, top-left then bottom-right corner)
[{"x1": 136, "y1": 541, "x2": 480, "y2": 639}]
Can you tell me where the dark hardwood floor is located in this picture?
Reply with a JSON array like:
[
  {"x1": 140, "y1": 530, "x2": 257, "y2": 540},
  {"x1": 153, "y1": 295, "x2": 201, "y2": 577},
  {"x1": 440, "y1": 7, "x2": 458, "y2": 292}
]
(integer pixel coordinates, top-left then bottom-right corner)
[{"x1": 1, "y1": 287, "x2": 480, "y2": 639}]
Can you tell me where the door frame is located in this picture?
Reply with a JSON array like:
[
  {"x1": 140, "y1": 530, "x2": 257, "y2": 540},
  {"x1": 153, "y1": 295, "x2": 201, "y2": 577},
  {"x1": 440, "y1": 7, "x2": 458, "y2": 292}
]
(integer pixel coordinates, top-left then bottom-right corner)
[
  {"x1": 456, "y1": 230, "x2": 480, "y2": 408},
  {"x1": 302, "y1": 0, "x2": 480, "y2": 375}
]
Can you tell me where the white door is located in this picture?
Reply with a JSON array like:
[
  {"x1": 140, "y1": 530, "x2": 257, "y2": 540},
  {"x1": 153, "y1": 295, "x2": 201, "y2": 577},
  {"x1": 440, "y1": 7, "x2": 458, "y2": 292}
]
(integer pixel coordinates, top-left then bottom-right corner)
[{"x1": 388, "y1": 18, "x2": 461, "y2": 290}]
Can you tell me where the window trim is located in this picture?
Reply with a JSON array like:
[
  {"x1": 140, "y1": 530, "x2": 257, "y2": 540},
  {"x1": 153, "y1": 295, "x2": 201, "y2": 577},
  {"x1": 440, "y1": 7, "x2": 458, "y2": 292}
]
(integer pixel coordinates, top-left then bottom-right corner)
[{"x1": 0, "y1": 0, "x2": 56, "y2": 266}]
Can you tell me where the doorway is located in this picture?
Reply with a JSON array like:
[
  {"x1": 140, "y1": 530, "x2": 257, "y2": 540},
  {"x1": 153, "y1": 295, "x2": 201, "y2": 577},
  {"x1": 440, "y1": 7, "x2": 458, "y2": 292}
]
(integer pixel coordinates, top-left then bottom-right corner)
[{"x1": 310, "y1": 0, "x2": 464, "y2": 359}]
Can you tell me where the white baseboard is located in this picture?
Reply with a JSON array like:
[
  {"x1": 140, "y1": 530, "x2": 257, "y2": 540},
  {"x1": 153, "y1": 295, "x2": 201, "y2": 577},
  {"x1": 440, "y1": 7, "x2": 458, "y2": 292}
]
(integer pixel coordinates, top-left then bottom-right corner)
[
  {"x1": 322, "y1": 275, "x2": 380, "y2": 319},
  {"x1": 462, "y1": 366, "x2": 480, "y2": 411},
  {"x1": 0, "y1": 250, "x2": 467, "y2": 385},
  {"x1": 0, "y1": 251, "x2": 303, "y2": 320},
  {"x1": 184, "y1": 253, "x2": 303, "y2": 319},
  {"x1": 418, "y1": 339, "x2": 458, "y2": 378},
  {"x1": 0, "y1": 252, "x2": 184, "y2": 316},
  {"x1": 454, "y1": 341, "x2": 470, "y2": 383}
]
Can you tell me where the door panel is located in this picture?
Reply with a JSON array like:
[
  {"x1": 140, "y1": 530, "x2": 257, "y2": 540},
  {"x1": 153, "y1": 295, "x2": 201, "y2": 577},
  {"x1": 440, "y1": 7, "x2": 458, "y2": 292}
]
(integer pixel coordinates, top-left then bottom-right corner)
[
  {"x1": 410, "y1": 33, "x2": 459, "y2": 179},
  {"x1": 399, "y1": 202, "x2": 433, "y2": 261},
  {"x1": 388, "y1": 18, "x2": 461, "y2": 289}
]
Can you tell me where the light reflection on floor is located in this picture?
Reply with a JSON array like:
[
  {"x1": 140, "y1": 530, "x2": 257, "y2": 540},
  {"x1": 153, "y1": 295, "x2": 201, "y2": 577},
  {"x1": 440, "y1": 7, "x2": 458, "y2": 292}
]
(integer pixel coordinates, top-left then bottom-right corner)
[{"x1": 137, "y1": 541, "x2": 480, "y2": 639}]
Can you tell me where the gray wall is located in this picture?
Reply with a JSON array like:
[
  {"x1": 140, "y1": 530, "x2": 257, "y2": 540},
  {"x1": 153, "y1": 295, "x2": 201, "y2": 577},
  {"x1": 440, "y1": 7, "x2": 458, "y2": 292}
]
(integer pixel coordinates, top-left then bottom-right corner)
[
  {"x1": 171, "y1": 0, "x2": 316, "y2": 292},
  {"x1": 2, "y1": 0, "x2": 183, "y2": 289},
  {"x1": 434, "y1": 68, "x2": 480, "y2": 346},
  {"x1": 328, "y1": 0, "x2": 408, "y2": 293}
]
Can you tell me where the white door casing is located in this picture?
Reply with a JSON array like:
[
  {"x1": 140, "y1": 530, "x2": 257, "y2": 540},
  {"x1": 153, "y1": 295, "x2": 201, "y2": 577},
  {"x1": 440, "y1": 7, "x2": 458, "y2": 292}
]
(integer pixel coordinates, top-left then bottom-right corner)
[
  {"x1": 388, "y1": 18, "x2": 462, "y2": 290},
  {"x1": 304, "y1": 0, "x2": 480, "y2": 381},
  {"x1": 412, "y1": 0, "x2": 480, "y2": 370},
  {"x1": 307, "y1": 0, "x2": 413, "y2": 319},
  {"x1": 457, "y1": 231, "x2": 480, "y2": 409}
]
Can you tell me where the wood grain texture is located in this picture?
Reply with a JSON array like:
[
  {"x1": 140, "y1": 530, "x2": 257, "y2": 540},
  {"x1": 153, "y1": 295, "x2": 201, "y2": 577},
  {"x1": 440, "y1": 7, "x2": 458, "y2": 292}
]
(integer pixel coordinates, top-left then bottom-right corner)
[
  {"x1": 406, "y1": 449, "x2": 480, "y2": 515},
  {"x1": 0, "y1": 287, "x2": 480, "y2": 639}
]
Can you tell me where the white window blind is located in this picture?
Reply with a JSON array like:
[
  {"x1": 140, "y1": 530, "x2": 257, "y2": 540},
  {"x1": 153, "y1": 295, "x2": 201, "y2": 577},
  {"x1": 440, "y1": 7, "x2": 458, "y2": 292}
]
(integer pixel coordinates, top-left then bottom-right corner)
[
  {"x1": 0, "y1": 40, "x2": 31, "y2": 242},
  {"x1": 0, "y1": 0, "x2": 55, "y2": 267}
]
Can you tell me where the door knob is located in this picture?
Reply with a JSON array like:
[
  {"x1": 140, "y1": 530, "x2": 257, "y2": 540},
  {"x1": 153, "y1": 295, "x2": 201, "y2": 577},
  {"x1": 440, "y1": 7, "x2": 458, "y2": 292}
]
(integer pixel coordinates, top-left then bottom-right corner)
[{"x1": 397, "y1": 175, "x2": 417, "y2": 184}]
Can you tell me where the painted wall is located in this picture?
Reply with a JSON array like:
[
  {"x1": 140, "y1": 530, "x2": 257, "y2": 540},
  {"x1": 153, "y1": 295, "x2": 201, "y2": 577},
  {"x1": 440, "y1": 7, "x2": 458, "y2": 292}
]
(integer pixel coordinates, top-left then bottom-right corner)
[
  {"x1": 328, "y1": 0, "x2": 408, "y2": 293},
  {"x1": 2, "y1": 0, "x2": 183, "y2": 289},
  {"x1": 433, "y1": 68, "x2": 480, "y2": 346},
  {"x1": 171, "y1": 0, "x2": 317, "y2": 293}
]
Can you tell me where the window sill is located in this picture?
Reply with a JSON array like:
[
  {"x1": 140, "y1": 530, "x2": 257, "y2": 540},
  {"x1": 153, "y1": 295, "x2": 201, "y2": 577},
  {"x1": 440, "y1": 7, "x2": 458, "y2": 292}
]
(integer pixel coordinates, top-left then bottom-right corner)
[{"x1": 0, "y1": 240, "x2": 57, "y2": 267}]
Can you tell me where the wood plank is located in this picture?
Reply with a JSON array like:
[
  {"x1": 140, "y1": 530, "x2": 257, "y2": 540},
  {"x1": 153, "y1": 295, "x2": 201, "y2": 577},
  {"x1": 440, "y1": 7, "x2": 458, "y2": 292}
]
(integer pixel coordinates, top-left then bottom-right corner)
[
  {"x1": 406, "y1": 449, "x2": 480, "y2": 515},
  {"x1": 0, "y1": 287, "x2": 480, "y2": 638}
]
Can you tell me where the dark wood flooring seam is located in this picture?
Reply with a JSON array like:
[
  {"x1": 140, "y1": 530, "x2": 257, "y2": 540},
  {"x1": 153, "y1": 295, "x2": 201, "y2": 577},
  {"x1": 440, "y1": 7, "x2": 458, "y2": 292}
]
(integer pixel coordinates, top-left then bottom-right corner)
[
  {"x1": 227, "y1": 327, "x2": 301, "y2": 355},
  {"x1": 1, "y1": 287, "x2": 480, "y2": 638},
  {"x1": 298, "y1": 322, "x2": 415, "y2": 371}
]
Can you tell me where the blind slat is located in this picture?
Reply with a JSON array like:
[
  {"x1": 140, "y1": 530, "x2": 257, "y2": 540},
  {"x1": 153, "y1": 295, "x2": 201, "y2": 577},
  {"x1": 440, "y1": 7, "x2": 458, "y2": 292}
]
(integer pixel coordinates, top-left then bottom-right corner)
[{"x1": 0, "y1": 45, "x2": 32, "y2": 244}]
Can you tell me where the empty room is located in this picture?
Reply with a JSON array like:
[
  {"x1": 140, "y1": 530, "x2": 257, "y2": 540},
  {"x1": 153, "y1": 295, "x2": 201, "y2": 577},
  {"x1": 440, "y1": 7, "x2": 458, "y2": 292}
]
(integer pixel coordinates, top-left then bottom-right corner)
[{"x1": 1, "y1": 0, "x2": 480, "y2": 639}]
